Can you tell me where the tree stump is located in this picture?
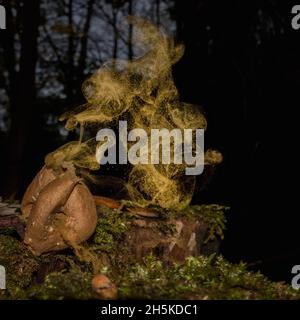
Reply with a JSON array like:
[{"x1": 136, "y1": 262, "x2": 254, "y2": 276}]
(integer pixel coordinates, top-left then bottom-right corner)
[
  {"x1": 125, "y1": 216, "x2": 220, "y2": 263},
  {"x1": 93, "y1": 200, "x2": 226, "y2": 265}
]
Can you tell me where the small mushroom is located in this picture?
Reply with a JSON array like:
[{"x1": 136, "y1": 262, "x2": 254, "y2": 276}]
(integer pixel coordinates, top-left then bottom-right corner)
[{"x1": 92, "y1": 274, "x2": 118, "y2": 300}]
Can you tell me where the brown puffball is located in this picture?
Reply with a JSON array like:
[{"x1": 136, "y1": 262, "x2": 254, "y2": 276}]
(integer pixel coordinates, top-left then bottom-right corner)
[
  {"x1": 21, "y1": 166, "x2": 57, "y2": 220},
  {"x1": 21, "y1": 166, "x2": 97, "y2": 256},
  {"x1": 92, "y1": 275, "x2": 118, "y2": 300}
]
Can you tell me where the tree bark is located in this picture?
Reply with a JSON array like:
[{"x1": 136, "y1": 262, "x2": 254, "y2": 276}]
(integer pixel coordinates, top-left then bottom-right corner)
[
  {"x1": 77, "y1": 0, "x2": 96, "y2": 81},
  {"x1": 0, "y1": 2, "x2": 17, "y2": 103},
  {"x1": 66, "y1": 0, "x2": 75, "y2": 104},
  {"x1": 123, "y1": 216, "x2": 220, "y2": 264},
  {"x1": 112, "y1": 8, "x2": 118, "y2": 60},
  {"x1": 2, "y1": 0, "x2": 40, "y2": 198},
  {"x1": 128, "y1": 0, "x2": 133, "y2": 60},
  {"x1": 155, "y1": 0, "x2": 160, "y2": 26}
]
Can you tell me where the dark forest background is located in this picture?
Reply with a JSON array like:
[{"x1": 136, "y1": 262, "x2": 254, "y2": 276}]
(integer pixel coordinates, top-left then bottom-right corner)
[{"x1": 0, "y1": 0, "x2": 298, "y2": 282}]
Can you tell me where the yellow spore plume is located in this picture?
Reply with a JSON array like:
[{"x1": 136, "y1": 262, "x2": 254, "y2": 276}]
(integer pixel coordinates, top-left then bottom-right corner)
[{"x1": 45, "y1": 17, "x2": 221, "y2": 211}]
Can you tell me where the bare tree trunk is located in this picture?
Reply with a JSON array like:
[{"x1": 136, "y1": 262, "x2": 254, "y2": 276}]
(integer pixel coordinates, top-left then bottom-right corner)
[
  {"x1": 66, "y1": 0, "x2": 75, "y2": 103},
  {"x1": 2, "y1": 0, "x2": 40, "y2": 197},
  {"x1": 1, "y1": 2, "x2": 17, "y2": 103},
  {"x1": 128, "y1": 0, "x2": 133, "y2": 60},
  {"x1": 112, "y1": 7, "x2": 118, "y2": 60},
  {"x1": 155, "y1": 0, "x2": 160, "y2": 26},
  {"x1": 78, "y1": 0, "x2": 95, "y2": 81}
]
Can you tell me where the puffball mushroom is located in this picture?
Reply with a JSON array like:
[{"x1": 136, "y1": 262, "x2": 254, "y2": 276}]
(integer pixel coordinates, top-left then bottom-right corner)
[
  {"x1": 92, "y1": 274, "x2": 118, "y2": 300},
  {"x1": 21, "y1": 166, "x2": 97, "y2": 256},
  {"x1": 21, "y1": 166, "x2": 57, "y2": 220}
]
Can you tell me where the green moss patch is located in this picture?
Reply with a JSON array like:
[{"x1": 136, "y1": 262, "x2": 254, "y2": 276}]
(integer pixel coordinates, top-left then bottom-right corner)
[{"x1": 118, "y1": 255, "x2": 299, "y2": 300}]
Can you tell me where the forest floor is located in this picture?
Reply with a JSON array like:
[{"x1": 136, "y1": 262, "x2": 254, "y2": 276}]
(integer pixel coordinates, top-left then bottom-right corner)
[{"x1": 0, "y1": 202, "x2": 299, "y2": 300}]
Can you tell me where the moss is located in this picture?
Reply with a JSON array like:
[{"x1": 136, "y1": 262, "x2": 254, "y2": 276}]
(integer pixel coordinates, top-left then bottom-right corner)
[
  {"x1": 93, "y1": 204, "x2": 228, "y2": 245},
  {"x1": 93, "y1": 205, "x2": 133, "y2": 253},
  {"x1": 0, "y1": 235, "x2": 39, "y2": 288},
  {"x1": 27, "y1": 266, "x2": 95, "y2": 300},
  {"x1": 177, "y1": 205, "x2": 229, "y2": 242},
  {"x1": 0, "y1": 204, "x2": 298, "y2": 300},
  {"x1": 150, "y1": 204, "x2": 228, "y2": 241},
  {"x1": 0, "y1": 227, "x2": 17, "y2": 236},
  {"x1": 0, "y1": 232, "x2": 300, "y2": 300},
  {"x1": 117, "y1": 255, "x2": 299, "y2": 300},
  {"x1": 0, "y1": 235, "x2": 39, "y2": 300},
  {"x1": 3, "y1": 267, "x2": 95, "y2": 300}
]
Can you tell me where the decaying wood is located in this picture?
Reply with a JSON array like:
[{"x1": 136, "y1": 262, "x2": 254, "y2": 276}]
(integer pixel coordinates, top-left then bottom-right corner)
[
  {"x1": 126, "y1": 207, "x2": 160, "y2": 218},
  {"x1": 0, "y1": 200, "x2": 20, "y2": 216},
  {"x1": 0, "y1": 215, "x2": 25, "y2": 238},
  {"x1": 94, "y1": 196, "x2": 161, "y2": 218},
  {"x1": 0, "y1": 201, "x2": 24, "y2": 238},
  {"x1": 94, "y1": 196, "x2": 120, "y2": 210},
  {"x1": 122, "y1": 216, "x2": 220, "y2": 263},
  {"x1": 94, "y1": 203, "x2": 220, "y2": 265}
]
